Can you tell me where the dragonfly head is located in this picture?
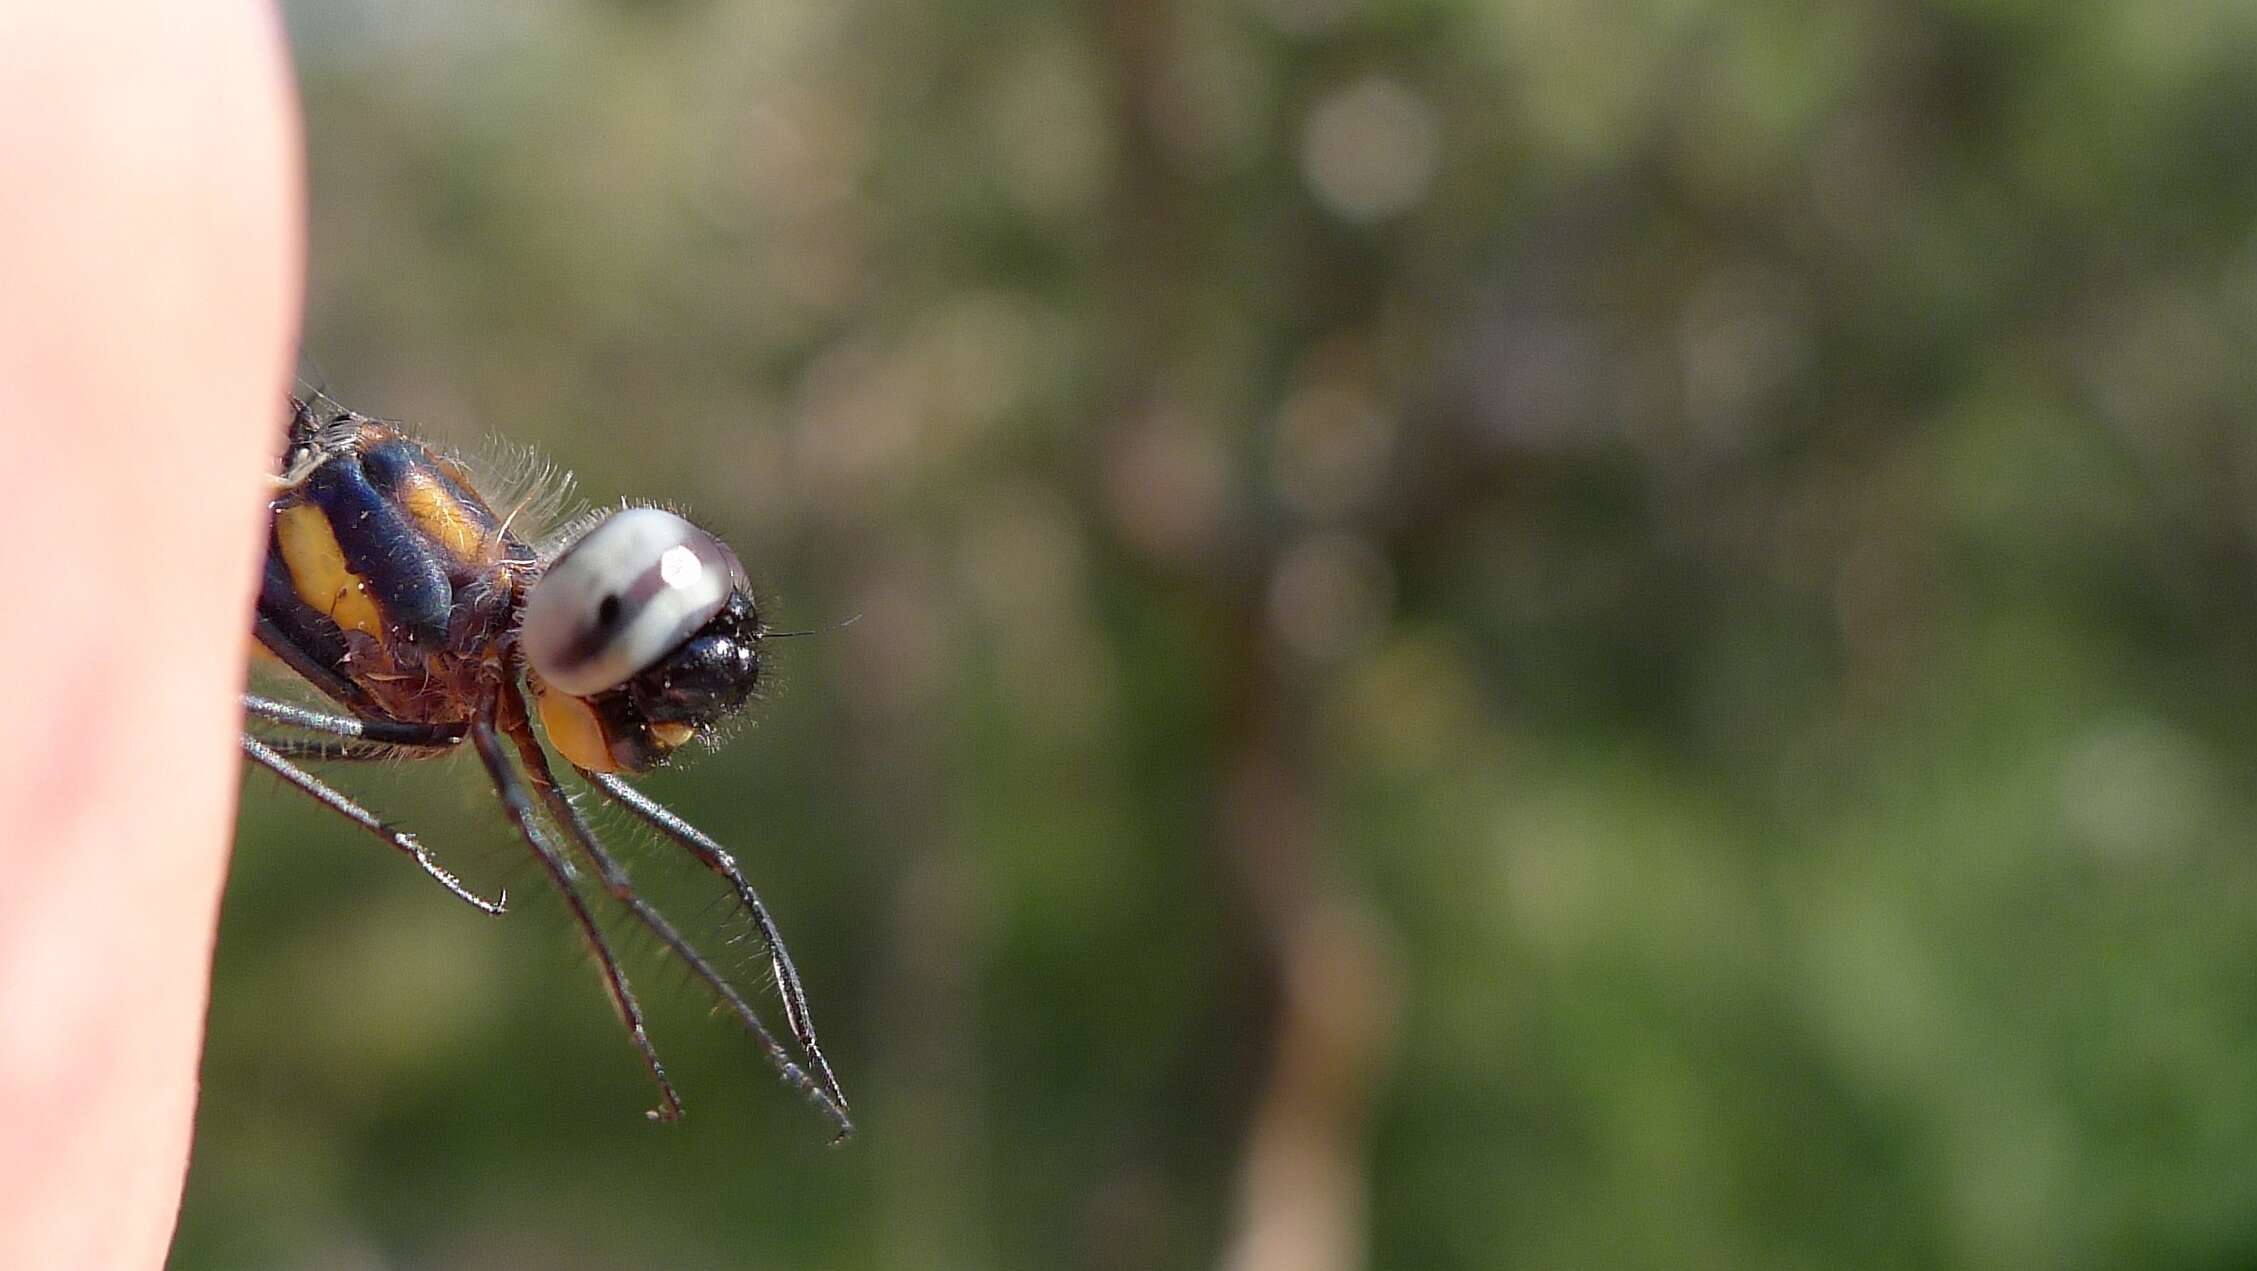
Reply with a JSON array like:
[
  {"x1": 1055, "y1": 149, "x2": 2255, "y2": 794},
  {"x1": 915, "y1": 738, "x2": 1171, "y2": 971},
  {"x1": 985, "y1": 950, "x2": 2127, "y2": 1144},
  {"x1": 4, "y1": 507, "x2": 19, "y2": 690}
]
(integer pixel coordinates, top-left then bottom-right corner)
[{"x1": 518, "y1": 507, "x2": 762, "y2": 772}]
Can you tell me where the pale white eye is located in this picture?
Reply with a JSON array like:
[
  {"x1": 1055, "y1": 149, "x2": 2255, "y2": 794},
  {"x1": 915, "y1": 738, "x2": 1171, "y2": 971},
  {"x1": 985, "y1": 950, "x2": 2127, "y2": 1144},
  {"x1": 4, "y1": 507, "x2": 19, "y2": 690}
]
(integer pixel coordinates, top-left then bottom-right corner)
[{"x1": 521, "y1": 507, "x2": 746, "y2": 695}]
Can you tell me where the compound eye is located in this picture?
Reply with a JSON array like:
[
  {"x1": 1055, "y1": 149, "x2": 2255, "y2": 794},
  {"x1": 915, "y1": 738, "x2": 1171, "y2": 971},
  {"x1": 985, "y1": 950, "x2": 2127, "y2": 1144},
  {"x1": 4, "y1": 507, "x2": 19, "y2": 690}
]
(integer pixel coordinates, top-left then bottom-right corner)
[{"x1": 521, "y1": 507, "x2": 746, "y2": 696}]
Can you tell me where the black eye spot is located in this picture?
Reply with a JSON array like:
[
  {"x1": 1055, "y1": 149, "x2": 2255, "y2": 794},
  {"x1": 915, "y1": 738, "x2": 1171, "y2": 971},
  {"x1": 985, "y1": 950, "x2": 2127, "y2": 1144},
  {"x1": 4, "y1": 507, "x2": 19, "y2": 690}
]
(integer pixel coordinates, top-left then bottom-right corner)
[{"x1": 596, "y1": 594, "x2": 622, "y2": 626}]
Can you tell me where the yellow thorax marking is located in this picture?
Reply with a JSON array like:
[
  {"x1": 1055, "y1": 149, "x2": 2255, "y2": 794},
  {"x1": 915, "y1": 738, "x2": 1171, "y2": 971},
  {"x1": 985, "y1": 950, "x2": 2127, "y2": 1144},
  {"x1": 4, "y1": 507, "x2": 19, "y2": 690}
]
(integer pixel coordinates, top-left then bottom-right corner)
[
  {"x1": 275, "y1": 503, "x2": 383, "y2": 637},
  {"x1": 398, "y1": 468, "x2": 490, "y2": 560}
]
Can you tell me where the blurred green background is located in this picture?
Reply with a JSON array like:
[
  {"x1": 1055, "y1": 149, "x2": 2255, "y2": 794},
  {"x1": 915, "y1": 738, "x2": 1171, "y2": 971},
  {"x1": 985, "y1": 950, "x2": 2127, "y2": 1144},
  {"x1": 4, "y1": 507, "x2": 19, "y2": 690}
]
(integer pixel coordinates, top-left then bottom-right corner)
[{"x1": 182, "y1": 1, "x2": 2257, "y2": 1268}]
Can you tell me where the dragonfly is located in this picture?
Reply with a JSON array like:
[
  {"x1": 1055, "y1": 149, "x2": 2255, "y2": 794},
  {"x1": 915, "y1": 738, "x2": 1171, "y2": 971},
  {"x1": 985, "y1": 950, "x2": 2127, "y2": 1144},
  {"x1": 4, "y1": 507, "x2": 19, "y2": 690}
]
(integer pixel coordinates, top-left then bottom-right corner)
[{"x1": 243, "y1": 391, "x2": 851, "y2": 1140}]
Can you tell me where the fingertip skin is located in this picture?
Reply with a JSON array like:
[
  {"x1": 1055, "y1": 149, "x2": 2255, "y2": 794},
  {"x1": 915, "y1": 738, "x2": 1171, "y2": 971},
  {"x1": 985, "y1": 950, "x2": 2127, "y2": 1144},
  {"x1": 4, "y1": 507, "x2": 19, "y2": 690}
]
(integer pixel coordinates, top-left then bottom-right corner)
[{"x1": 0, "y1": 3, "x2": 302, "y2": 1267}]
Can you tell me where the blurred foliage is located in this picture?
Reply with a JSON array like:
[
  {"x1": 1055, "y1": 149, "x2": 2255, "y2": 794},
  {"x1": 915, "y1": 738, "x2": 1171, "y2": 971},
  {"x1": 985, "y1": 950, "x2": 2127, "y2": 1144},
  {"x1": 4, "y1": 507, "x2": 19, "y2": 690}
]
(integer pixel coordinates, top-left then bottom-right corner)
[{"x1": 178, "y1": 0, "x2": 2257, "y2": 1268}]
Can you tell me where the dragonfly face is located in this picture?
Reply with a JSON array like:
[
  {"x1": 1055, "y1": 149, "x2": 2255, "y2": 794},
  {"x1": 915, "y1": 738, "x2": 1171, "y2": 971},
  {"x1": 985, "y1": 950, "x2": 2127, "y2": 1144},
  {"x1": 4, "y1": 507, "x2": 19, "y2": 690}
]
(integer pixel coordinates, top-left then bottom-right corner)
[
  {"x1": 245, "y1": 392, "x2": 850, "y2": 1138},
  {"x1": 519, "y1": 505, "x2": 766, "y2": 773}
]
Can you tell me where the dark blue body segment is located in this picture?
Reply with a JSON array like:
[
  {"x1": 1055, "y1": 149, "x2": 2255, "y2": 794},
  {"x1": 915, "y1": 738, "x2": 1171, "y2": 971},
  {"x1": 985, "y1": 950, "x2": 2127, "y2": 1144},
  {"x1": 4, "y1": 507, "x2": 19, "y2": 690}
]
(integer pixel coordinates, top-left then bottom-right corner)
[{"x1": 302, "y1": 446, "x2": 455, "y2": 645}]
